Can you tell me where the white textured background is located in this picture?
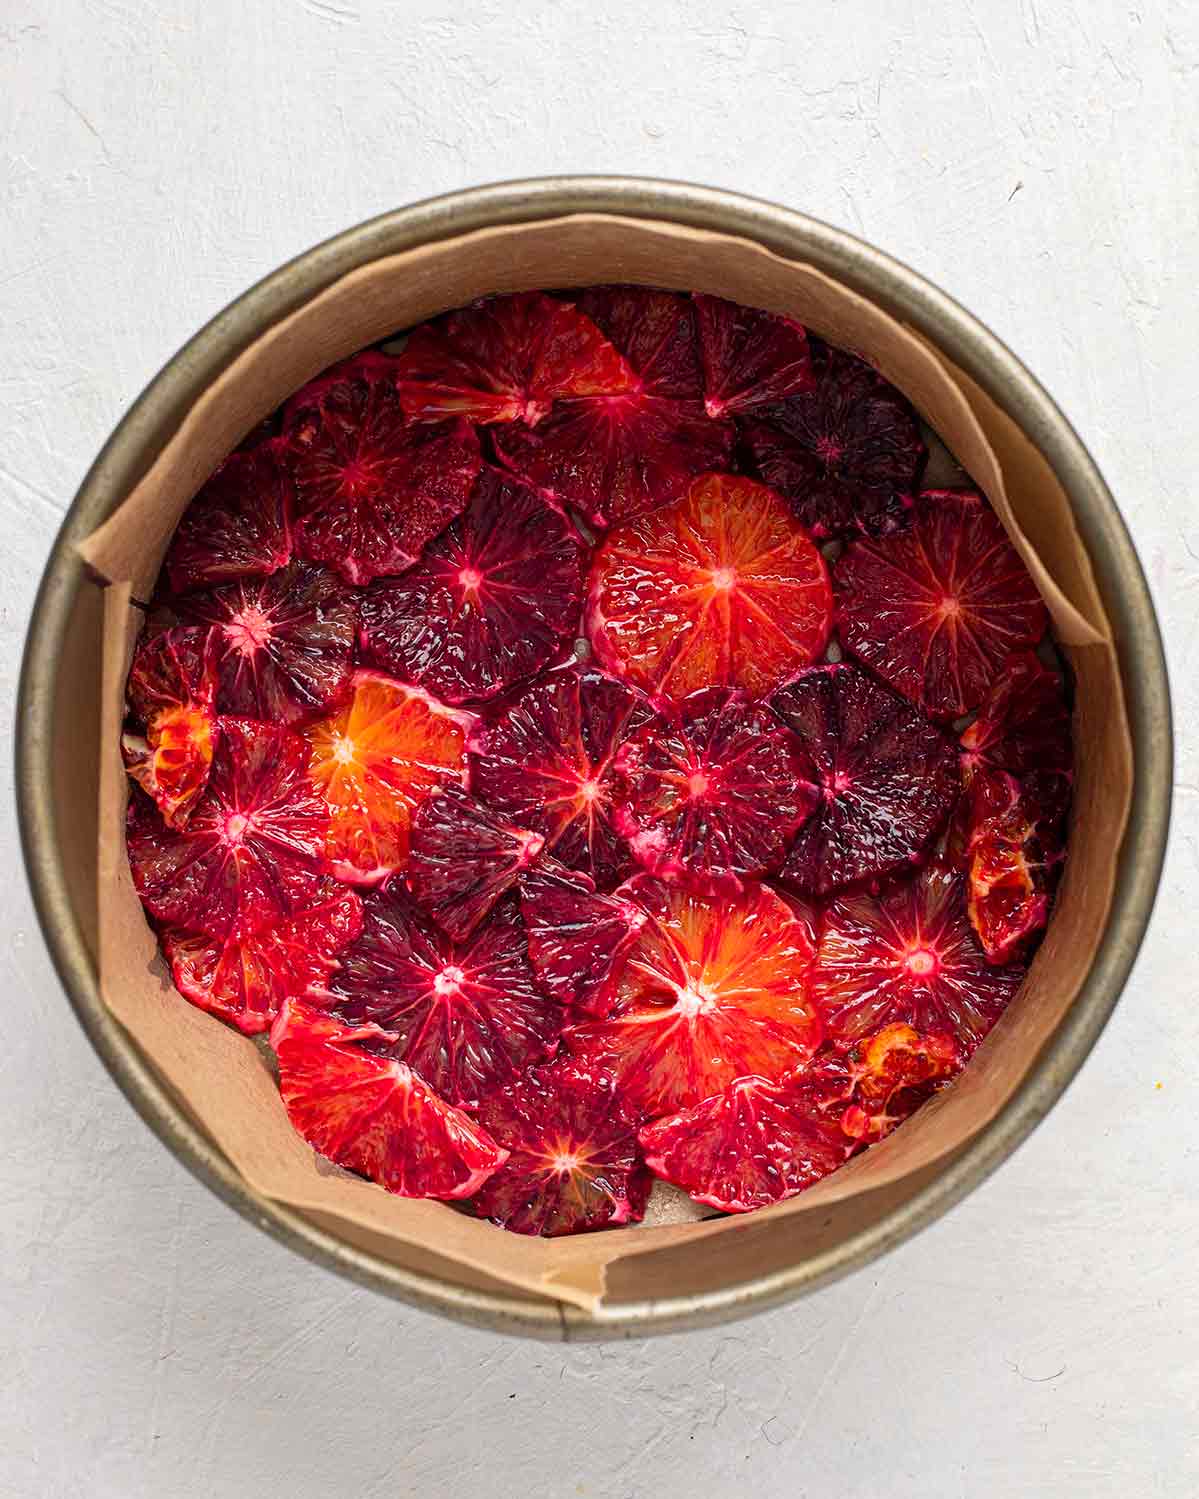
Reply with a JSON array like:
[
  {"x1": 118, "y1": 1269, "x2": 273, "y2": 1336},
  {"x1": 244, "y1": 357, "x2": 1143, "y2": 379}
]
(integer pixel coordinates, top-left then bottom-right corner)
[{"x1": 2, "y1": 3, "x2": 1196, "y2": 1495}]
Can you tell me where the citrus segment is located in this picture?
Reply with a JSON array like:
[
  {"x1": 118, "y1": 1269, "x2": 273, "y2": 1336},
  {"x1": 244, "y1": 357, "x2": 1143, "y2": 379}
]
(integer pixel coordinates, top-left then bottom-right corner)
[
  {"x1": 397, "y1": 291, "x2": 636, "y2": 425},
  {"x1": 742, "y1": 340, "x2": 925, "y2": 538},
  {"x1": 161, "y1": 881, "x2": 362, "y2": 1035},
  {"x1": 835, "y1": 489, "x2": 1048, "y2": 719},
  {"x1": 692, "y1": 293, "x2": 813, "y2": 417},
  {"x1": 123, "y1": 625, "x2": 219, "y2": 829},
  {"x1": 283, "y1": 353, "x2": 481, "y2": 584},
  {"x1": 564, "y1": 878, "x2": 822, "y2": 1118},
  {"x1": 812, "y1": 861, "x2": 1024, "y2": 1055},
  {"x1": 613, "y1": 686, "x2": 817, "y2": 888},
  {"x1": 587, "y1": 472, "x2": 832, "y2": 703},
  {"x1": 470, "y1": 1064, "x2": 651, "y2": 1235},
  {"x1": 127, "y1": 718, "x2": 330, "y2": 938},
  {"x1": 770, "y1": 663, "x2": 959, "y2": 895},
  {"x1": 406, "y1": 785, "x2": 545, "y2": 941},
  {"x1": 520, "y1": 864, "x2": 647, "y2": 1018},
  {"x1": 272, "y1": 1000, "x2": 507, "y2": 1199},
  {"x1": 305, "y1": 670, "x2": 473, "y2": 884},
  {"x1": 175, "y1": 561, "x2": 357, "y2": 727},
  {"x1": 326, "y1": 886, "x2": 565, "y2": 1107},
  {"x1": 469, "y1": 666, "x2": 657, "y2": 890},
  {"x1": 165, "y1": 443, "x2": 293, "y2": 594},
  {"x1": 358, "y1": 467, "x2": 585, "y2": 705}
]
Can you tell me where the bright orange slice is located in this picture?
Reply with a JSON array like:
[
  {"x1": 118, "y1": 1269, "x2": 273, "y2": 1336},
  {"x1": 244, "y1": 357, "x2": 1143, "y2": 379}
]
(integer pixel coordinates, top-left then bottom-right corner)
[
  {"x1": 563, "y1": 877, "x2": 822, "y2": 1118},
  {"x1": 587, "y1": 472, "x2": 831, "y2": 703},
  {"x1": 306, "y1": 670, "x2": 473, "y2": 883}
]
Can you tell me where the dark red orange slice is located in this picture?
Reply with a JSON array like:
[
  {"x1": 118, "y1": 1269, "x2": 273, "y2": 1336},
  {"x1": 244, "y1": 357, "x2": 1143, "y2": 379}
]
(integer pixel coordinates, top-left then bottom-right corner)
[
  {"x1": 397, "y1": 291, "x2": 635, "y2": 425},
  {"x1": 283, "y1": 353, "x2": 481, "y2": 584},
  {"x1": 769, "y1": 663, "x2": 959, "y2": 895},
  {"x1": 469, "y1": 666, "x2": 656, "y2": 891},
  {"x1": 812, "y1": 861, "x2": 1024, "y2": 1055},
  {"x1": 470, "y1": 1063, "x2": 651, "y2": 1236},
  {"x1": 359, "y1": 468, "x2": 585, "y2": 705},
  {"x1": 326, "y1": 886, "x2": 565, "y2": 1107},
  {"x1": 835, "y1": 490, "x2": 1048, "y2": 719},
  {"x1": 127, "y1": 718, "x2": 330, "y2": 938}
]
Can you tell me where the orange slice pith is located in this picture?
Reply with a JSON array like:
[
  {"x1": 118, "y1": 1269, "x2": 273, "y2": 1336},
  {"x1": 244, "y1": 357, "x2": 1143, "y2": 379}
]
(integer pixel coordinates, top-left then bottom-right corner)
[
  {"x1": 306, "y1": 670, "x2": 473, "y2": 884},
  {"x1": 587, "y1": 472, "x2": 832, "y2": 703},
  {"x1": 564, "y1": 878, "x2": 822, "y2": 1119}
]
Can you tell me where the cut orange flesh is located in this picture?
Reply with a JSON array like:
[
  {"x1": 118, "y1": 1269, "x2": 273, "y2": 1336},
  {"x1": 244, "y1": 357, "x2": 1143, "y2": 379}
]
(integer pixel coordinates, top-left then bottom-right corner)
[
  {"x1": 587, "y1": 472, "x2": 831, "y2": 703},
  {"x1": 306, "y1": 670, "x2": 473, "y2": 883}
]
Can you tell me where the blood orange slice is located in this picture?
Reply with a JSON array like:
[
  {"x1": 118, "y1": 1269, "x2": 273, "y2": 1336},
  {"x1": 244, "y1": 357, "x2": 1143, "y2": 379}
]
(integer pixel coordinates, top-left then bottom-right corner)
[
  {"x1": 519, "y1": 864, "x2": 647, "y2": 1017},
  {"x1": 839, "y1": 1022, "x2": 960, "y2": 1142},
  {"x1": 638, "y1": 1069, "x2": 855, "y2": 1212},
  {"x1": 161, "y1": 881, "x2": 362, "y2": 1035},
  {"x1": 741, "y1": 340, "x2": 926, "y2": 538},
  {"x1": 358, "y1": 467, "x2": 585, "y2": 705},
  {"x1": 468, "y1": 666, "x2": 656, "y2": 890},
  {"x1": 835, "y1": 490, "x2": 1048, "y2": 719},
  {"x1": 692, "y1": 294, "x2": 813, "y2": 418},
  {"x1": 175, "y1": 561, "x2": 357, "y2": 728},
  {"x1": 282, "y1": 353, "x2": 481, "y2": 584},
  {"x1": 326, "y1": 886, "x2": 565, "y2": 1107},
  {"x1": 272, "y1": 1000, "x2": 507, "y2": 1199},
  {"x1": 960, "y1": 651, "x2": 1072, "y2": 780},
  {"x1": 769, "y1": 663, "x2": 959, "y2": 895},
  {"x1": 613, "y1": 686, "x2": 817, "y2": 888},
  {"x1": 493, "y1": 393, "x2": 735, "y2": 530},
  {"x1": 123, "y1": 625, "x2": 219, "y2": 829},
  {"x1": 396, "y1": 291, "x2": 635, "y2": 425},
  {"x1": 575, "y1": 286, "x2": 703, "y2": 398},
  {"x1": 564, "y1": 878, "x2": 822, "y2": 1118},
  {"x1": 406, "y1": 785, "x2": 545, "y2": 941},
  {"x1": 127, "y1": 718, "x2": 330, "y2": 938},
  {"x1": 165, "y1": 443, "x2": 293, "y2": 594},
  {"x1": 812, "y1": 861, "x2": 1024, "y2": 1055},
  {"x1": 305, "y1": 670, "x2": 473, "y2": 885},
  {"x1": 470, "y1": 1063, "x2": 651, "y2": 1235},
  {"x1": 588, "y1": 472, "x2": 832, "y2": 703},
  {"x1": 962, "y1": 770, "x2": 1064, "y2": 964}
]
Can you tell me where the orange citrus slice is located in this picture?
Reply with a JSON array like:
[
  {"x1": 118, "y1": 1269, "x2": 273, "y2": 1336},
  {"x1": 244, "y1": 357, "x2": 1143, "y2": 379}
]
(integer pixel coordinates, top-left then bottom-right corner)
[
  {"x1": 564, "y1": 877, "x2": 822, "y2": 1118},
  {"x1": 587, "y1": 472, "x2": 831, "y2": 703},
  {"x1": 306, "y1": 670, "x2": 473, "y2": 883}
]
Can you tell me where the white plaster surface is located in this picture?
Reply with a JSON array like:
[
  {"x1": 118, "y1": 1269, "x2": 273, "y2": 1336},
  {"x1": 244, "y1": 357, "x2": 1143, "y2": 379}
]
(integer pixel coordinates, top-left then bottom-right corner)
[{"x1": 2, "y1": 2, "x2": 1196, "y2": 1494}]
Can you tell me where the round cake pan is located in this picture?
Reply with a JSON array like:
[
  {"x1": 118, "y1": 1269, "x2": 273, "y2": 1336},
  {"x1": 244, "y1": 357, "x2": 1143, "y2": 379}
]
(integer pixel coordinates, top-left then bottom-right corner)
[{"x1": 17, "y1": 178, "x2": 1172, "y2": 1339}]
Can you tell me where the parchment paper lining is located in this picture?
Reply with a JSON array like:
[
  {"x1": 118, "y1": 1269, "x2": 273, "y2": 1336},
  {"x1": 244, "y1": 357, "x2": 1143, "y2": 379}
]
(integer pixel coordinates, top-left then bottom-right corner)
[{"x1": 81, "y1": 214, "x2": 1131, "y2": 1314}]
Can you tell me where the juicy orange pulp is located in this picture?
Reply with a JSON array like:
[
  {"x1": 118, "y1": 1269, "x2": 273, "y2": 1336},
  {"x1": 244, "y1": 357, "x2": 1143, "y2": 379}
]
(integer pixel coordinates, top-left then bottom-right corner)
[
  {"x1": 589, "y1": 472, "x2": 831, "y2": 702},
  {"x1": 306, "y1": 671, "x2": 472, "y2": 883}
]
